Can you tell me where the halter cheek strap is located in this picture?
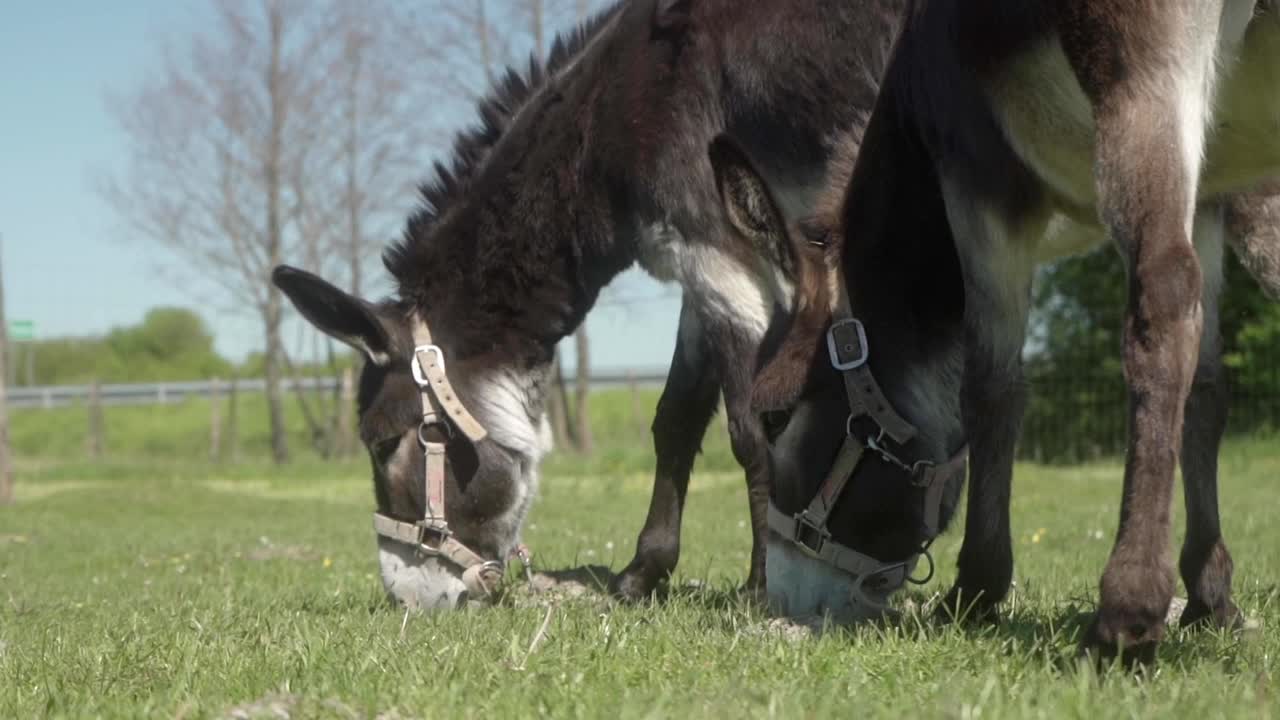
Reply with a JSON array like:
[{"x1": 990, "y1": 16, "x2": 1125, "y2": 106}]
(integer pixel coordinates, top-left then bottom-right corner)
[
  {"x1": 372, "y1": 315, "x2": 530, "y2": 600},
  {"x1": 767, "y1": 262, "x2": 967, "y2": 598}
]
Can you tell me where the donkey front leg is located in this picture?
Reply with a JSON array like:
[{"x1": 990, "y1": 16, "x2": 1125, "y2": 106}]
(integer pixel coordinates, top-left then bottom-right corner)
[
  {"x1": 613, "y1": 303, "x2": 722, "y2": 601},
  {"x1": 1063, "y1": 6, "x2": 1218, "y2": 662},
  {"x1": 1179, "y1": 206, "x2": 1243, "y2": 630},
  {"x1": 937, "y1": 179, "x2": 1037, "y2": 624},
  {"x1": 714, "y1": 324, "x2": 773, "y2": 598}
]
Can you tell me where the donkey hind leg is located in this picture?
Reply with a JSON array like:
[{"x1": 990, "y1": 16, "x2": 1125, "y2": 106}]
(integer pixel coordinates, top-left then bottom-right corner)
[
  {"x1": 612, "y1": 304, "x2": 722, "y2": 601},
  {"x1": 937, "y1": 178, "x2": 1038, "y2": 624},
  {"x1": 1179, "y1": 206, "x2": 1243, "y2": 630},
  {"x1": 1070, "y1": 15, "x2": 1218, "y2": 664}
]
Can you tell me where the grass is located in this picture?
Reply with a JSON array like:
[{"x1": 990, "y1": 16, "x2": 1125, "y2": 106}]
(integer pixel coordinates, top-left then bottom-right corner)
[{"x1": 1, "y1": 395, "x2": 1277, "y2": 718}]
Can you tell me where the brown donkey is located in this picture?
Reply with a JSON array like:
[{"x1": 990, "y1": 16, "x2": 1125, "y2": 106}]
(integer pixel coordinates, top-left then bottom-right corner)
[
  {"x1": 272, "y1": 0, "x2": 909, "y2": 608},
  {"x1": 749, "y1": 0, "x2": 1280, "y2": 662}
]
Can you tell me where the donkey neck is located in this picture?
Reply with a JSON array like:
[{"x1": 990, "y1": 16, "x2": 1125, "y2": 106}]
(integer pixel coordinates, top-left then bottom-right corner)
[
  {"x1": 390, "y1": 5, "x2": 650, "y2": 371},
  {"x1": 836, "y1": 93, "x2": 968, "y2": 465}
]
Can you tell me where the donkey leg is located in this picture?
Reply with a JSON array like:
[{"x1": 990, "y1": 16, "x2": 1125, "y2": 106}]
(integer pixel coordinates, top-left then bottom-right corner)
[
  {"x1": 1225, "y1": 184, "x2": 1280, "y2": 300},
  {"x1": 1064, "y1": 8, "x2": 1218, "y2": 663},
  {"x1": 937, "y1": 180, "x2": 1037, "y2": 624},
  {"x1": 716, "y1": 329, "x2": 772, "y2": 596},
  {"x1": 612, "y1": 304, "x2": 722, "y2": 601},
  {"x1": 1179, "y1": 206, "x2": 1243, "y2": 630}
]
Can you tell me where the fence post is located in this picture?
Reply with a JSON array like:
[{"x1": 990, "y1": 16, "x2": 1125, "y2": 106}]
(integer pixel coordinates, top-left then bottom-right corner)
[
  {"x1": 209, "y1": 377, "x2": 222, "y2": 463},
  {"x1": 628, "y1": 370, "x2": 643, "y2": 435},
  {"x1": 227, "y1": 375, "x2": 241, "y2": 463},
  {"x1": 87, "y1": 380, "x2": 104, "y2": 459},
  {"x1": 337, "y1": 367, "x2": 356, "y2": 458}
]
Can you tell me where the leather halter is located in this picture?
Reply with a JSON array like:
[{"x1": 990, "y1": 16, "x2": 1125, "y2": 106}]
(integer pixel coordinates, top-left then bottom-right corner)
[
  {"x1": 371, "y1": 315, "x2": 526, "y2": 599},
  {"x1": 767, "y1": 261, "x2": 968, "y2": 595}
]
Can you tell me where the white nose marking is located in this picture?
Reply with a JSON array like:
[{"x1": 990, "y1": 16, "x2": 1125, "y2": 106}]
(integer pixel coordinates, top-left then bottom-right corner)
[{"x1": 766, "y1": 536, "x2": 893, "y2": 624}]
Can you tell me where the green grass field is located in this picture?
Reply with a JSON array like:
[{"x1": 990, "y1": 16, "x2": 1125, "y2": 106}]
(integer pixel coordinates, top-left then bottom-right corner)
[{"x1": 1, "y1": 391, "x2": 1277, "y2": 718}]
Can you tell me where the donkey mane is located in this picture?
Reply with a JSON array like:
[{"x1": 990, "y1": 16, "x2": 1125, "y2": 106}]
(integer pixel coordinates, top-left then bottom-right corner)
[{"x1": 383, "y1": 4, "x2": 623, "y2": 304}]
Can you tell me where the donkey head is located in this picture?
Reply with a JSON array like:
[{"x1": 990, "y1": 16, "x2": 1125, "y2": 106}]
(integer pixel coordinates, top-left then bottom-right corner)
[
  {"x1": 709, "y1": 135, "x2": 960, "y2": 620},
  {"x1": 273, "y1": 267, "x2": 548, "y2": 610}
]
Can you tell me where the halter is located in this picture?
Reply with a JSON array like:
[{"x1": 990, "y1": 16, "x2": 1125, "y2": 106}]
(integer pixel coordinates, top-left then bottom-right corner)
[
  {"x1": 371, "y1": 315, "x2": 531, "y2": 599},
  {"x1": 767, "y1": 262, "x2": 968, "y2": 601}
]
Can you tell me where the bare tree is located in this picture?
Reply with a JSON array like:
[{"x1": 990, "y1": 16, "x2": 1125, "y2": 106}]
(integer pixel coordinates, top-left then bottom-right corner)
[
  {"x1": 101, "y1": 0, "x2": 337, "y2": 464},
  {"x1": 0, "y1": 236, "x2": 13, "y2": 505}
]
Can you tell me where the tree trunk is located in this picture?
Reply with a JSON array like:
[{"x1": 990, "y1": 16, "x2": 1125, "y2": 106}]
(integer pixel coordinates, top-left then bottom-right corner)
[
  {"x1": 574, "y1": 327, "x2": 593, "y2": 454},
  {"x1": 337, "y1": 366, "x2": 356, "y2": 458},
  {"x1": 547, "y1": 350, "x2": 571, "y2": 450},
  {"x1": 0, "y1": 238, "x2": 12, "y2": 505},
  {"x1": 531, "y1": 0, "x2": 544, "y2": 57},
  {"x1": 478, "y1": 0, "x2": 493, "y2": 84},
  {"x1": 264, "y1": 4, "x2": 290, "y2": 465}
]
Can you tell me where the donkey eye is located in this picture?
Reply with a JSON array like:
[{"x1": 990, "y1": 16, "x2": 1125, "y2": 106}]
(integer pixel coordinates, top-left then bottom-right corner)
[{"x1": 374, "y1": 436, "x2": 403, "y2": 456}]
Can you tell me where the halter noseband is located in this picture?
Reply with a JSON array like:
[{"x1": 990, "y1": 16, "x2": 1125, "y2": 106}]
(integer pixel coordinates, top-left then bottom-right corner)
[
  {"x1": 767, "y1": 263, "x2": 968, "y2": 603},
  {"x1": 371, "y1": 315, "x2": 528, "y2": 600}
]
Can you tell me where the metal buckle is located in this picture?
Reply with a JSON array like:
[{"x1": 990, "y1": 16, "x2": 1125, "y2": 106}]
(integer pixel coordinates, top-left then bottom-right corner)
[
  {"x1": 793, "y1": 512, "x2": 829, "y2": 556},
  {"x1": 415, "y1": 519, "x2": 451, "y2": 552},
  {"x1": 411, "y1": 344, "x2": 446, "y2": 385},
  {"x1": 862, "y1": 429, "x2": 937, "y2": 486},
  {"x1": 827, "y1": 318, "x2": 869, "y2": 371},
  {"x1": 418, "y1": 418, "x2": 453, "y2": 447}
]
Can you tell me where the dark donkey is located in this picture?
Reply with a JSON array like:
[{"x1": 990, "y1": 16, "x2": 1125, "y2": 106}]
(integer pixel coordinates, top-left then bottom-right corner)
[
  {"x1": 749, "y1": 0, "x2": 1280, "y2": 661},
  {"x1": 272, "y1": 0, "x2": 907, "y2": 608}
]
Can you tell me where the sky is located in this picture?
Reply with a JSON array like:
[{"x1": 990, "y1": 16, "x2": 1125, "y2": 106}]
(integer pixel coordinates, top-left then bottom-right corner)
[{"x1": 0, "y1": 1, "x2": 682, "y2": 372}]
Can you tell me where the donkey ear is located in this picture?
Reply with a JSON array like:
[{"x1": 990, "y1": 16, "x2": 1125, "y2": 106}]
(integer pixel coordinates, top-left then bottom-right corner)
[
  {"x1": 709, "y1": 135, "x2": 790, "y2": 264},
  {"x1": 272, "y1": 265, "x2": 394, "y2": 366}
]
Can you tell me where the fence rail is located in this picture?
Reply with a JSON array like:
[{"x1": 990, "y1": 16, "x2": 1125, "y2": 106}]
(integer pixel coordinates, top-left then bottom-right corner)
[{"x1": 5, "y1": 368, "x2": 674, "y2": 409}]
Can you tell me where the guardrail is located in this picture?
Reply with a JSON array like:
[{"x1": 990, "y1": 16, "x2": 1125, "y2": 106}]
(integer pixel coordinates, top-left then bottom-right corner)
[{"x1": 5, "y1": 368, "x2": 673, "y2": 409}]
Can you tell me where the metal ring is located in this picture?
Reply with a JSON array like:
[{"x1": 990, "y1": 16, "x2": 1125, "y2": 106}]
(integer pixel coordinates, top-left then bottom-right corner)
[
  {"x1": 906, "y1": 546, "x2": 935, "y2": 585},
  {"x1": 418, "y1": 419, "x2": 453, "y2": 447}
]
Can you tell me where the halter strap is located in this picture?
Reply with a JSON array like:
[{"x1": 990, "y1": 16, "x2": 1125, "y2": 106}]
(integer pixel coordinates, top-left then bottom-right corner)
[
  {"x1": 370, "y1": 314, "x2": 525, "y2": 600},
  {"x1": 767, "y1": 260, "x2": 967, "y2": 594}
]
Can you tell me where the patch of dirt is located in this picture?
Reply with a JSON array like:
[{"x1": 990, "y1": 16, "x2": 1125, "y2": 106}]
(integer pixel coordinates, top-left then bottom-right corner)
[
  {"x1": 220, "y1": 693, "x2": 299, "y2": 719},
  {"x1": 0, "y1": 534, "x2": 31, "y2": 545},
  {"x1": 505, "y1": 566, "x2": 614, "y2": 607},
  {"x1": 219, "y1": 694, "x2": 365, "y2": 720},
  {"x1": 756, "y1": 616, "x2": 829, "y2": 642}
]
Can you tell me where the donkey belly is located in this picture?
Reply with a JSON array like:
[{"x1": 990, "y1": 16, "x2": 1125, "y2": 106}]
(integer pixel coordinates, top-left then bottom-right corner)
[
  {"x1": 989, "y1": 6, "x2": 1280, "y2": 212},
  {"x1": 986, "y1": 38, "x2": 1099, "y2": 212},
  {"x1": 1204, "y1": 9, "x2": 1280, "y2": 197}
]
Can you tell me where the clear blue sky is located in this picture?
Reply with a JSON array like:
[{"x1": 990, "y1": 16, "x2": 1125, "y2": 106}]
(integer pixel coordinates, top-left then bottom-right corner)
[{"x1": 0, "y1": 1, "x2": 681, "y2": 371}]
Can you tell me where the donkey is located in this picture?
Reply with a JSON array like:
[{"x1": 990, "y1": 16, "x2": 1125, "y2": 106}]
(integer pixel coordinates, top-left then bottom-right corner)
[
  {"x1": 272, "y1": 0, "x2": 908, "y2": 609},
  {"x1": 748, "y1": 0, "x2": 1280, "y2": 661}
]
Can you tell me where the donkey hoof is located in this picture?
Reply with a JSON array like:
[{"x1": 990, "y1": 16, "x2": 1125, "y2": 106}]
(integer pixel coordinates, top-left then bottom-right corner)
[
  {"x1": 737, "y1": 580, "x2": 768, "y2": 607},
  {"x1": 1178, "y1": 597, "x2": 1244, "y2": 631},
  {"x1": 1080, "y1": 607, "x2": 1165, "y2": 668},
  {"x1": 609, "y1": 565, "x2": 666, "y2": 602},
  {"x1": 935, "y1": 585, "x2": 1001, "y2": 626}
]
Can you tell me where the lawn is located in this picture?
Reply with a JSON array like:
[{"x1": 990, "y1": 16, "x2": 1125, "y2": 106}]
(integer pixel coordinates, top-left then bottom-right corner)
[{"x1": 1, "y1": 392, "x2": 1276, "y2": 718}]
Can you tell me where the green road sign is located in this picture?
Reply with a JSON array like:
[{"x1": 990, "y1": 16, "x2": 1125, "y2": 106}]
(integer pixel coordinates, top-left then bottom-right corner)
[{"x1": 9, "y1": 320, "x2": 34, "y2": 341}]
